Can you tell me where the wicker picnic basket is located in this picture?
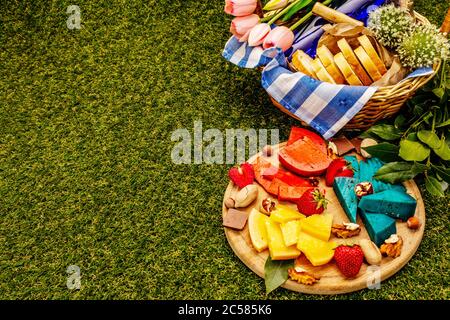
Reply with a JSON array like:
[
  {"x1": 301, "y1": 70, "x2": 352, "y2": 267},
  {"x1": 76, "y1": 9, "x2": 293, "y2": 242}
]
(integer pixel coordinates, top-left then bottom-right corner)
[{"x1": 270, "y1": 11, "x2": 441, "y2": 131}]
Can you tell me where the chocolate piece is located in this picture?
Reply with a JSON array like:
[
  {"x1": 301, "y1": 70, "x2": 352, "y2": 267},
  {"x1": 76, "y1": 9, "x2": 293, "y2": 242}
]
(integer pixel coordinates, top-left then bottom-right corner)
[
  {"x1": 330, "y1": 136, "x2": 355, "y2": 156},
  {"x1": 350, "y1": 137, "x2": 363, "y2": 154},
  {"x1": 223, "y1": 209, "x2": 248, "y2": 230}
]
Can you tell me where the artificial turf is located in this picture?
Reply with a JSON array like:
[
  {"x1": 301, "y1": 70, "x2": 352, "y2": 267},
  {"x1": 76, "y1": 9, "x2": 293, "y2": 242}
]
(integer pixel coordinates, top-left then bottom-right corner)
[{"x1": 0, "y1": 0, "x2": 448, "y2": 299}]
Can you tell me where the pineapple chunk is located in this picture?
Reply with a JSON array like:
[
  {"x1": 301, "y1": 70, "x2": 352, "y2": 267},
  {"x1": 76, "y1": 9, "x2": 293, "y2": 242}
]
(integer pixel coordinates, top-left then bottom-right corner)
[
  {"x1": 270, "y1": 204, "x2": 305, "y2": 224},
  {"x1": 248, "y1": 209, "x2": 270, "y2": 252},
  {"x1": 297, "y1": 232, "x2": 336, "y2": 266},
  {"x1": 265, "y1": 218, "x2": 301, "y2": 260},
  {"x1": 280, "y1": 220, "x2": 301, "y2": 246},
  {"x1": 299, "y1": 213, "x2": 333, "y2": 241}
]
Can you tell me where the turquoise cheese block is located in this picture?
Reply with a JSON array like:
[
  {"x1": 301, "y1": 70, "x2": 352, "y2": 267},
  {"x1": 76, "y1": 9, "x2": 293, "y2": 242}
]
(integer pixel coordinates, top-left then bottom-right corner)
[
  {"x1": 344, "y1": 155, "x2": 359, "y2": 181},
  {"x1": 358, "y1": 189, "x2": 417, "y2": 221},
  {"x1": 359, "y1": 158, "x2": 383, "y2": 183},
  {"x1": 346, "y1": 156, "x2": 405, "y2": 193},
  {"x1": 372, "y1": 179, "x2": 405, "y2": 193},
  {"x1": 333, "y1": 177, "x2": 358, "y2": 223},
  {"x1": 360, "y1": 210, "x2": 397, "y2": 247}
]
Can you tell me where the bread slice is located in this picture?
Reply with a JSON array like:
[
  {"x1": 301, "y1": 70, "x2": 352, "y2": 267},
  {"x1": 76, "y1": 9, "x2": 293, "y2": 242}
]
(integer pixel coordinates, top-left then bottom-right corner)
[
  {"x1": 357, "y1": 35, "x2": 387, "y2": 75},
  {"x1": 311, "y1": 58, "x2": 336, "y2": 84},
  {"x1": 334, "y1": 52, "x2": 363, "y2": 86},
  {"x1": 354, "y1": 46, "x2": 382, "y2": 82},
  {"x1": 337, "y1": 38, "x2": 373, "y2": 86},
  {"x1": 292, "y1": 50, "x2": 317, "y2": 78},
  {"x1": 316, "y1": 46, "x2": 346, "y2": 84}
]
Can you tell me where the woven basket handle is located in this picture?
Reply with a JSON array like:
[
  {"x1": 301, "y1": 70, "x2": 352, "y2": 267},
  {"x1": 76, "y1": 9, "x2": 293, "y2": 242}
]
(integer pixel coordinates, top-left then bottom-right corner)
[{"x1": 441, "y1": 8, "x2": 450, "y2": 34}]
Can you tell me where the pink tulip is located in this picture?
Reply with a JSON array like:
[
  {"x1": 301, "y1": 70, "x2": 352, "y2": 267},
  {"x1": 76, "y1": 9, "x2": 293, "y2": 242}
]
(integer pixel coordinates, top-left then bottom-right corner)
[
  {"x1": 262, "y1": 26, "x2": 295, "y2": 52},
  {"x1": 247, "y1": 23, "x2": 271, "y2": 47},
  {"x1": 224, "y1": 0, "x2": 257, "y2": 17},
  {"x1": 230, "y1": 14, "x2": 260, "y2": 42}
]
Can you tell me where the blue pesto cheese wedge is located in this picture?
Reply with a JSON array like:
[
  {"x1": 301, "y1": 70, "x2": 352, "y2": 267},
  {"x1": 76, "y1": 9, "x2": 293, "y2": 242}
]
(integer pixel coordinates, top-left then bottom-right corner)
[
  {"x1": 333, "y1": 177, "x2": 358, "y2": 223},
  {"x1": 346, "y1": 156, "x2": 405, "y2": 192},
  {"x1": 358, "y1": 189, "x2": 417, "y2": 221},
  {"x1": 372, "y1": 179, "x2": 406, "y2": 193},
  {"x1": 360, "y1": 210, "x2": 397, "y2": 247},
  {"x1": 358, "y1": 159, "x2": 375, "y2": 183},
  {"x1": 344, "y1": 155, "x2": 360, "y2": 181}
]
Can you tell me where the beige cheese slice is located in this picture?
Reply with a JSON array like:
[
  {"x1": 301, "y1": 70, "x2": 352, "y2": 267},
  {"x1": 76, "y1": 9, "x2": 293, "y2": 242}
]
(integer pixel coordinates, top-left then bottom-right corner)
[
  {"x1": 354, "y1": 46, "x2": 382, "y2": 82},
  {"x1": 337, "y1": 38, "x2": 373, "y2": 86},
  {"x1": 311, "y1": 58, "x2": 336, "y2": 84},
  {"x1": 316, "y1": 46, "x2": 346, "y2": 84},
  {"x1": 357, "y1": 35, "x2": 387, "y2": 75},
  {"x1": 292, "y1": 50, "x2": 318, "y2": 78},
  {"x1": 334, "y1": 52, "x2": 363, "y2": 86}
]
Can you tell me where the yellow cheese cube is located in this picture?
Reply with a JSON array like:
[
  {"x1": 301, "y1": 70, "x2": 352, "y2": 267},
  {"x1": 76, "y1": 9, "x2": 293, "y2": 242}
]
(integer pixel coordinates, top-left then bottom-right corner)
[
  {"x1": 266, "y1": 219, "x2": 301, "y2": 260},
  {"x1": 248, "y1": 209, "x2": 270, "y2": 252},
  {"x1": 270, "y1": 204, "x2": 305, "y2": 224},
  {"x1": 297, "y1": 232, "x2": 336, "y2": 266},
  {"x1": 280, "y1": 220, "x2": 301, "y2": 247},
  {"x1": 299, "y1": 213, "x2": 333, "y2": 241}
]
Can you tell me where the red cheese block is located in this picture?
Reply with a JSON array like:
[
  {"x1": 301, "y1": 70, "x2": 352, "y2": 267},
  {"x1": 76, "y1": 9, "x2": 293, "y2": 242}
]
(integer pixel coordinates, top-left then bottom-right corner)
[
  {"x1": 267, "y1": 177, "x2": 290, "y2": 196},
  {"x1": 262, "y1": 167, "x2": 315, "y2": 187},
  {"x1": 287, "y1": 126, "x2": 327, "y2": 154},
  {"x1": 278, "y1": 186, "x2": 309, "y2": 202},
  {"x1": 253, "y1": 158, "x2": 274, "y2": 192},
  {"x1": 279, "y1": 137, "x2": 332, "y2": 176}
]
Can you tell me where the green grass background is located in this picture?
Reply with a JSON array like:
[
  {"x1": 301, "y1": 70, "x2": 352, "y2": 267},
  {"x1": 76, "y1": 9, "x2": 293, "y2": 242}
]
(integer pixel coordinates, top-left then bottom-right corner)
[{"x1": 0, "y1": 0, "x2": 448, "y2": 299}]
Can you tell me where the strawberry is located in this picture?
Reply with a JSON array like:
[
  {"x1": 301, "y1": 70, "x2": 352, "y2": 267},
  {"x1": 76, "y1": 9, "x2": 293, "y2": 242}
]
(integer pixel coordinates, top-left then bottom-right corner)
[
  {"x1": 338, "y1": 168, "x2": 354, "y2": 178},
  {"x1": 325, "y1": 158, "x2": 354, "y2": 187},
  {"x1": 228, "y1": 163, "x2": 255, "y2": 188},
  {"x1": 334, "y1": 245, "x2": 364, "y2": 278},
  {"x1": 296, "y1": 188, "x2": 328, "y2": 216}
]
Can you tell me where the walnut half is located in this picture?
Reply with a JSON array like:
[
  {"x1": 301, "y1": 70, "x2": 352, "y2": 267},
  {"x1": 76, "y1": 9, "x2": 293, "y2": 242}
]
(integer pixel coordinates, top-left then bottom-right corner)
[
  {"x1": 288, "y1": 268, "x2": 320, "y2": 285},
  {"x1": 331, "y1": 224, "x2": 361, "y2": 239},
  {"x1": 380, "y1": 235, "x2": 403, "y2": 258}
]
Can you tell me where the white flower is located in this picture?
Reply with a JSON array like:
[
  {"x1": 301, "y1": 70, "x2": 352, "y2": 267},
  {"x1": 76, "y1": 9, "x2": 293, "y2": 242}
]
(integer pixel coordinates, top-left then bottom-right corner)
[
  {"x1": 368, "y1": 4, "x2": 413, "y2": 49},
  {"x1": 398, "y1": 24, "x2": 450, "y2": 68}
]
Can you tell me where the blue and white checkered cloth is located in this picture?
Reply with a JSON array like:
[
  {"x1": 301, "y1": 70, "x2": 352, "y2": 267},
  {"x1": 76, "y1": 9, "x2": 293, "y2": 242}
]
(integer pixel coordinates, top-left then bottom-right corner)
[{"x1": 222, "y1": 1, "x2": 434, "y2": 139}]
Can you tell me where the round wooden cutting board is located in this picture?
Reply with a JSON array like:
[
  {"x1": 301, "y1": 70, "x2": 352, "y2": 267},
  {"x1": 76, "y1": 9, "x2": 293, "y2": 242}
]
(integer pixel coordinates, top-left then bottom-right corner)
[{"x1": 222, "y1": 143, "x2": 425, "y2": 295}]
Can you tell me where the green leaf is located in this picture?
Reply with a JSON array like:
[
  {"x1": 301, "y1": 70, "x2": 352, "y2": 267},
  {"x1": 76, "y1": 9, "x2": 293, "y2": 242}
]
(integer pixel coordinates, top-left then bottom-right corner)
[
  {"x1": 412, "y1": 104, "x2": 424, "y2": 116},
  {"x1": 406, "y1": 132, "x2": 418, "y2": 141},
  {"x1": 432, "y1": 165, "x2": 450, "y2": 184},
  {"x1": 264, "y1": 256, "x2": 293, "y2": 294},
  {"x1": 362, "y1": 142, "x2": 400, "y2": 162},
  {"x1": 366, "y1": 124, "x2": 402, "y2": 141},
  {"x1": 394, "y1": 114, "x2": 406, "y2": 129},
  {"x1": 425, "y1": 175, "x2": 445, "y2": 197},
  {"x1": 433, "y1": 138, "x2": 450, "y2": 160},
  {"x1": 432, "y1": 88, "x2": 445, "y2": 99},
  {"x1": 373, "y1": 162, "x2": 427, "y2": 184},
  {"x1": 436, "y1": 118, "x2": 450, "y2": 128},
  {"x1": 281, "y1": 0, "x2": 312, "y2": 21},
  {"x1": 417, "y1": 130, "x2": 441, "y2": 149},
  {"x1": 399, "y1": 140, "x2": 430, "y2": 161}
]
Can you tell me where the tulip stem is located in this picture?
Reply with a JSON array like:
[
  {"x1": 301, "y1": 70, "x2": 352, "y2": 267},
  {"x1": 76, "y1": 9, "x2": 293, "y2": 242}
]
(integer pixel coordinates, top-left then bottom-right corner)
[
  {"x1": 267, "y1": 0, "x2": 303, "y2": 25},
  {"x1": 289, "y1": 0, "x2": 332, "y2": 31},
  {"x1": 261, "y1": 10, "x2": 281, "y2": 23}
]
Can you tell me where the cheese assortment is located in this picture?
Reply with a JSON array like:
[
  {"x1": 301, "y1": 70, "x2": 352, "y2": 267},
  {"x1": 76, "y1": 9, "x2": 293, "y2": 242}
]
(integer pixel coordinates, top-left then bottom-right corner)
[
  {"x1": 223, "y1": 127, "x2": 422, "y2": 293},
  {"x1": 292, "y1": 35, "x2": 388, "y2": 86}
]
